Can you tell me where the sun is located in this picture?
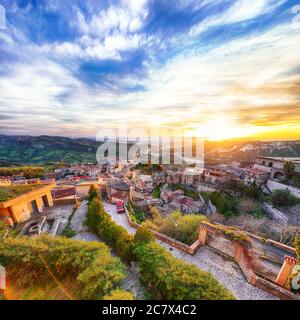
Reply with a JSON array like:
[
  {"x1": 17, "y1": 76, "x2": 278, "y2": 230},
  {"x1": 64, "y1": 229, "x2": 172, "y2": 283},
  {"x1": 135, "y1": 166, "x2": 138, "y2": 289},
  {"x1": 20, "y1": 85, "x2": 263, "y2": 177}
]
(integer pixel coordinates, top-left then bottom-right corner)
[{"x1": 187, "y1": 119, "x2": 265, "y2": 141}]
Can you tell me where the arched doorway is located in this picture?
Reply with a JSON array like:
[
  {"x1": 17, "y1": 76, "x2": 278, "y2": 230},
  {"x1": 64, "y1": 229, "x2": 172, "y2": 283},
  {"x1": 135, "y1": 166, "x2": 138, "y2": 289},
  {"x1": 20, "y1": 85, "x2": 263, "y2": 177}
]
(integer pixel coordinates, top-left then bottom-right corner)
[{"x1": 273, "y1": 171, "x2": 284, "y2": 181}]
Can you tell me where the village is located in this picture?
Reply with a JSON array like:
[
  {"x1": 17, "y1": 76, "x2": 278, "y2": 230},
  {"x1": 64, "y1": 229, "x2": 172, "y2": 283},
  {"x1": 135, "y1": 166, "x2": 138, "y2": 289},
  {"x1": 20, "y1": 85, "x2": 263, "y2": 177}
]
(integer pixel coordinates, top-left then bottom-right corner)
[{"x1": 0, "y1": 156, "x2": 300, "y2": 300}]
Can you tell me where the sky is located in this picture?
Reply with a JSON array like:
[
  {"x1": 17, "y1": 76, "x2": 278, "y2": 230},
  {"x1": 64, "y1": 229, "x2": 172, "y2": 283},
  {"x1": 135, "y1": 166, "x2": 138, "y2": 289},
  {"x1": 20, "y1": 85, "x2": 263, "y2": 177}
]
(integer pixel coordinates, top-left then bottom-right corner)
[{"x1": 0, "y1": 0, "x2": 299, "y2": 140}]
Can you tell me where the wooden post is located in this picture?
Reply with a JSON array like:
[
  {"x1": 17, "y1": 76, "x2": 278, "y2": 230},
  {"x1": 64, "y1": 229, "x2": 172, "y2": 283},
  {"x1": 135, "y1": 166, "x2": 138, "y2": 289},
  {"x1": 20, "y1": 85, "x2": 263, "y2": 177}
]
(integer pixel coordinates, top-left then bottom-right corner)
[{"x1": 276, "y1": 256, "x2": 298, "y2": 288}]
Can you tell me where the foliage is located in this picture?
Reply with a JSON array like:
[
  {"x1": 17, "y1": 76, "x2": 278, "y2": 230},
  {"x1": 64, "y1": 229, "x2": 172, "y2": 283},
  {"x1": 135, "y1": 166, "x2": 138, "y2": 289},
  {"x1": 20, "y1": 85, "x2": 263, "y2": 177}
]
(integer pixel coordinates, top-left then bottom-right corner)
[
  {"x1": 204, "y1": 191, "x2": 238, "y2": 218},
  {"x1": 221, "y1": 179, "x2": 265, "y2": 201},
  {"x1": 0, "y1": 185, "x2": 43, "y2": 202},
  {"x1": 0, "y1": 166, "x2": 45, "y2": 179},
  {"x1": 291, "y1": 175, "x2": 300, "y2": 188},
  {"x1": 61, "y1": 208, "x2": 77, "y2": 238},
  {"x1": 86, "y1": 195, "x2": 134, "y2": 262},
  {"x1": 170, "y1": 184, "x2": 199, "y2": 200},
  {"x1": 86, "y1": 188, "x2": 234, "y2": 300},
  {"x1": 295, "y1": 237, "x2": 300, "y2": 261},
  {"x1": 0, "y1": 234, "x2": 126, "y2": 300},
  {"x1": 133, "y1": 163, "x2": 162, "y2": 175},
  {"x1": 271, "y1": 190, "x2": 300, "y2": 208},
  {"x1": 157, "y1": 211, "x2": 208, "y2": 245},
  {"x1": 126, "y1": 201, "x2": 145, "y2": 224},
  {"x1": 104, "y1": 289, "x2": 134, "y2": 300},
  {"x1": 284, "y1": 161, "x2": 296, "y2": 180},
  {"x1": 152, "y1": 184, "x2": 162, "y2": 199},
  {"x1": 212, "y1": 213, "x2": 300, "y2": 246},
  {"x1": 133, "y1": 241, "x2": 235, "y2": 300},
  {"x1": 134, "y1": 226, "x2": 155, "y2": 245},
  {"x1": 88, "y1": 184, "x2": 100, "y2": 204}
]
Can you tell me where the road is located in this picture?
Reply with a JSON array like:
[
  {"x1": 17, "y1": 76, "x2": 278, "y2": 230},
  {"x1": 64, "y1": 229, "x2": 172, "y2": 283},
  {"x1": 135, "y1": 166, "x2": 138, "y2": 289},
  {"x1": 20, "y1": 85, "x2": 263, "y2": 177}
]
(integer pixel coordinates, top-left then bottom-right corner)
[{"x1": 103, "y1": 201, "x2": 276, "y2": 300}]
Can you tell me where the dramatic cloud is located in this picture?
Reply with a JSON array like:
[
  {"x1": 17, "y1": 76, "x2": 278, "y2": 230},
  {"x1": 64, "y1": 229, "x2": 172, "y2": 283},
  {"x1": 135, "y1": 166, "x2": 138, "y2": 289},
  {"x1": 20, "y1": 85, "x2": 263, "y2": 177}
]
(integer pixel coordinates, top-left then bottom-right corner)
[{"x1": 0, "y1": 0, "x2": 299, "y2": 139}]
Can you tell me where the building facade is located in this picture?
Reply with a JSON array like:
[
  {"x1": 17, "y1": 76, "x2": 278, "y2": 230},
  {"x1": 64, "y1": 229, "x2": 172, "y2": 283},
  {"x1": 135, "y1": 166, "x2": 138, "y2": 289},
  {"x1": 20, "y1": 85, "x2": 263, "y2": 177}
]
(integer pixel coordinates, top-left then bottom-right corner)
[{"x1": 0, "y1": 183, "x2": 55, "y2": 225}]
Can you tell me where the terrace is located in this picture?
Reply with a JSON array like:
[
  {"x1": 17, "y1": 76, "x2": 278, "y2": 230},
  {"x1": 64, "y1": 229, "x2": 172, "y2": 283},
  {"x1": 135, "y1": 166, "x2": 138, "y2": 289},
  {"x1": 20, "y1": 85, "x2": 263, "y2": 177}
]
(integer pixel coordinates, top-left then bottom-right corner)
[{"x1": 0, "y1": 185, "x2": 43, "y2": 202}]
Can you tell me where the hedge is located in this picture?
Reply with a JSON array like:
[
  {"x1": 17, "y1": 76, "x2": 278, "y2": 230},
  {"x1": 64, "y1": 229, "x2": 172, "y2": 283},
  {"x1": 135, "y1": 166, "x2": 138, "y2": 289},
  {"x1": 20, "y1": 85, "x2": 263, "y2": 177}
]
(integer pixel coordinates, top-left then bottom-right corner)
[
  {"x1": 0, "y1": 226, "x2": 126, "y2": 300},
  {"x1": 86, "y1": 189, "x2": 235, "y2": 300}
]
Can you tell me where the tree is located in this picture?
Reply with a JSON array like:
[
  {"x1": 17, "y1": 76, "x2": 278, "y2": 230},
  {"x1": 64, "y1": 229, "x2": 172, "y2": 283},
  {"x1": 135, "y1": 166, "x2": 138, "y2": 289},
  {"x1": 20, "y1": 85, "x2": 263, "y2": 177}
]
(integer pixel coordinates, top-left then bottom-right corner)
[
  {"x1": 284, "y1": 161, "x2": 296, "y2": 180},
  {"x1": 0, "y1": 234, "x2": 127, "y2": 300},
  {"x1": 134, "y1": 226, "x2": 155, "y2": 245},
  {"x1": 271, "y1": 189, "x2": 300, "y2": 208},
  {"x1": 88, "y1": 184, "x2": 100, "y2": 204}
]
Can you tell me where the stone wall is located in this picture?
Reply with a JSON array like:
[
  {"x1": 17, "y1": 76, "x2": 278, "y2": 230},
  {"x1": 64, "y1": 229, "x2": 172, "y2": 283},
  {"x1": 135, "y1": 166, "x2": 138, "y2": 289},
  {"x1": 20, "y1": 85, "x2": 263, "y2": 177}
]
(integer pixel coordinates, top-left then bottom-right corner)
[
  {"x1": 124, "y1": 207, "x2": 299, "y2": 300},
  {"x1": 206, "y1": 233, "x2": 235, "y2": 258}
]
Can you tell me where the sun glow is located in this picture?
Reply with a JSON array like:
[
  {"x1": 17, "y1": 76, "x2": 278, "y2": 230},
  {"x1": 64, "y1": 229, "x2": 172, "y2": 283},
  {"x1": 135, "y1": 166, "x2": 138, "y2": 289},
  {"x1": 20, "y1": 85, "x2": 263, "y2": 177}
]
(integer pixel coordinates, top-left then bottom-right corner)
[{"x1": 186, "y1": 119, "x2": 264, "y2": 140}]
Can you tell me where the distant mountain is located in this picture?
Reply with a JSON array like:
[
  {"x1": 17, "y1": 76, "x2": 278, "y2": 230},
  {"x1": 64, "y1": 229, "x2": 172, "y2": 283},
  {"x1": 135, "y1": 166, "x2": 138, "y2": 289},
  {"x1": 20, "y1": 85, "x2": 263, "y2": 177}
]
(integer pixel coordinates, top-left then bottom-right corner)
[
  {"x1": 205, "y1": 140, "x2": 300, "y2": 163},
  {"x1": 0, "y1": 135, "x2": 104, "y2": 164},
  {"x1": 0, "y1": 135, "x2": 299, "y2": 165}
]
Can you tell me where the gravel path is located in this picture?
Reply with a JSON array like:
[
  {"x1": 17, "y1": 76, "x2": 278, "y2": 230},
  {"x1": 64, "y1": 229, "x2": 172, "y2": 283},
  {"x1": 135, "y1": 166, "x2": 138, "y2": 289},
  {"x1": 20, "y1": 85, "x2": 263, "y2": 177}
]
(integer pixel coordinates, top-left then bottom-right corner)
[
  {"x1": 103, "y1": 201, "x2": 277, "y2": 300},
  {"x1": 70, "y1": 201, "x2": 145, "y2": 299}
]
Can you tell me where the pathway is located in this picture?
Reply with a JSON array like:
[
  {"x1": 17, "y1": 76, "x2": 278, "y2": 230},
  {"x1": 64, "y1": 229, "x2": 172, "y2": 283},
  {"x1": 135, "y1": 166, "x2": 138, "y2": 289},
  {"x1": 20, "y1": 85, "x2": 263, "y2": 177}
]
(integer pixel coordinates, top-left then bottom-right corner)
[
  {"x1": 103, "y1": 201, "x2": 276, "y2": 300},
  {"x1": 70, "y1": 201, "x2": 145, "y2": 299}
]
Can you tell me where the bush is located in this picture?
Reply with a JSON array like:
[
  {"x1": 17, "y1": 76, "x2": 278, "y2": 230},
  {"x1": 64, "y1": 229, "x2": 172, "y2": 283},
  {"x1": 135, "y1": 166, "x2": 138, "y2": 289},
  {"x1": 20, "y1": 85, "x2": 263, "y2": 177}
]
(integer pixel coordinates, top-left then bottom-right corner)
[
  {"x1": 104, "y1": 289, "x2": 134, "y2": 300},
  {"x1": 271, "y1": 190, "x2": 300, "y2": 208},
  {"x1": 134, "y1": 226, "x2": 155, "y2": 245},
  {"x1": 0, "y1": 234, "x2": 126, "y2": 300},
  {"x1": 86, "y1": 197, "x2": 134, "y2": 262},
  {"x1": 207, "y1": 192, "x2": 238, "y2": 218},
  {"x1": 170, "y1": 184, "x2": 199, "y2": 200},
  {"x1": 88, "y1": 184, "x2": 100, "y2": 204},
  {"x1": 86, "y1": 186, "x2": 234, "y2": 300},
  {"x1": 134, "y1": 241, "x2": 235, "y2": 300},
  {"x1": 157, "y1": 211, "x2": 208, "y2": 245},
  {"x1": 0, "y1": 166, "x2": 45, "y2": 179},
  {"x1": 295, "y1": 237, "x2": 300, "y2": 260},
  {"x1": 152, "y1": 184, "x2": 162, "y2": 199}
]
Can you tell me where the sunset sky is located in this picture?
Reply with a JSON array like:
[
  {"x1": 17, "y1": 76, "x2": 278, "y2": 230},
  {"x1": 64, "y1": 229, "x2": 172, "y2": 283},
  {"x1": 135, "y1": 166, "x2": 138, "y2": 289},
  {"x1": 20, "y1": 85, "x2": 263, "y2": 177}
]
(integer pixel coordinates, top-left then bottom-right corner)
[{"x1": 0, "y1": 0, "x2": 299, "y2": 140}]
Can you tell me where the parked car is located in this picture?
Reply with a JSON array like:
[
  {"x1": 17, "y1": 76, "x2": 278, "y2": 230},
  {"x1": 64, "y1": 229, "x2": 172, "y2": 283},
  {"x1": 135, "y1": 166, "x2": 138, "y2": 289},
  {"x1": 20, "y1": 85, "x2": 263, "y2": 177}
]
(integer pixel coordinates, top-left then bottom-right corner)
[{"x1": 116, "y1": 201, "x2": 125, "y2": 214}]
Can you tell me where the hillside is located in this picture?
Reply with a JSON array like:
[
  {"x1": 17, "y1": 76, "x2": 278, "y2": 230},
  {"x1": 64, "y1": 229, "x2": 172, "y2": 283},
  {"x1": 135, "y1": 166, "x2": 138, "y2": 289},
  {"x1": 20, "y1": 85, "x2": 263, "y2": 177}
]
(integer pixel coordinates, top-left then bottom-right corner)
[
  {"x1": 205, "y1": 140, "x2": 300, "y2": 164},
  {"x1": 0, "y1": 135, "x2": 103, "y2": 164},
  {"x1": 0, "y1": 135, "x2": 300, "y2": 165}
]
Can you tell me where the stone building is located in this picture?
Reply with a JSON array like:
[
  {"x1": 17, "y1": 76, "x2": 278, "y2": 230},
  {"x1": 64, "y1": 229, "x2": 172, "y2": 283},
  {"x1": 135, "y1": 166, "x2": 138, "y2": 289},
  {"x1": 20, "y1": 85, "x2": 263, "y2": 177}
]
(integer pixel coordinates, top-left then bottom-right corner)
[
  {"x1": 0, "y1": 182, "x2": 56, "y2": 226},
  {"x1": 253, "y1": 156, "x2": 300, "y2": 181},
  {"x1": 107, "y1": 181, "x2": 131, "y2": 204},
  {"x1": 0, "y1": 176, "x2": 12, "y2": 186}
]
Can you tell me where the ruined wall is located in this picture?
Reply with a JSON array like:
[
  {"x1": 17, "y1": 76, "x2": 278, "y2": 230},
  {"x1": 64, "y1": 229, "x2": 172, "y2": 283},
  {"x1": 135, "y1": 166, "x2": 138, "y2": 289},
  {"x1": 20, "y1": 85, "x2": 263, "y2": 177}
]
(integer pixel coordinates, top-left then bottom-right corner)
[{"x1": 206, "y1": 233, "x2": 236, "y2": 258}]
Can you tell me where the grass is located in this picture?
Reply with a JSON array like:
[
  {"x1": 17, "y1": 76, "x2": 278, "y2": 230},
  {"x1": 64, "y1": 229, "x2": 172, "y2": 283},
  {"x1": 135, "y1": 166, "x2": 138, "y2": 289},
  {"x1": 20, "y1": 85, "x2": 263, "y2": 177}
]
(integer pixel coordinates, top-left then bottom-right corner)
[
  {"x1": 61, "y1": 208, "x2": 77, "y2": 238},
  {"x1": 170, "y1": 183, "x2": 200, "y2": 200},
  {"x1": 152, "y1": 184, "x2": 162, "y2": 198},
  {"x1": 0, "y1": 185, "x2": 43, "y2": 202}
]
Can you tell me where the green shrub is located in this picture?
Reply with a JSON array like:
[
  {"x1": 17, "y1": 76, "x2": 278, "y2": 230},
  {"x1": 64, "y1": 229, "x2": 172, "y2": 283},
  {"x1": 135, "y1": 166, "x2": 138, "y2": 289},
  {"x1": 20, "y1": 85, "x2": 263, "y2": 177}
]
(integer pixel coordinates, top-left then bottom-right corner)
[
  {"x1": 134, "y1": 226, "x2": 155, "y2": 245},
  {"x1": 86, "y1": 197, "x2": 134, "y2": 262},
  {"x1": 86, "y1": 186, "x2": 235, "y2": 300},
  {"x1": 295, "y1": 237, "x2": 300, "y2": 260},
  {"x1": 207, "y1": 192, "x2": 238, "y2": 218},
  {"x1": 0, "y1": 234, "x2": 126, "y2": 300},
  {"x1": 152, "y1": 184, "x2": 162, "y2": 198},
  {"x1": 271, "y1": 190, "x2": 300, "y2": 208},
  {"x1": 157, "y1": 211, "x2": 208, "y2": 245},
  {"x1": 134, "y1": 241, "x2": 235, "y2": 300},
  {"x1": 0, "y1": 166, "x2": 45, "y2": 179},
  {"x1": 104, "y1": 289, "x2": 134, "y2": 300},
  {"x1": 88, "y1": 184, "x2": 100, "y2": 204}
]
